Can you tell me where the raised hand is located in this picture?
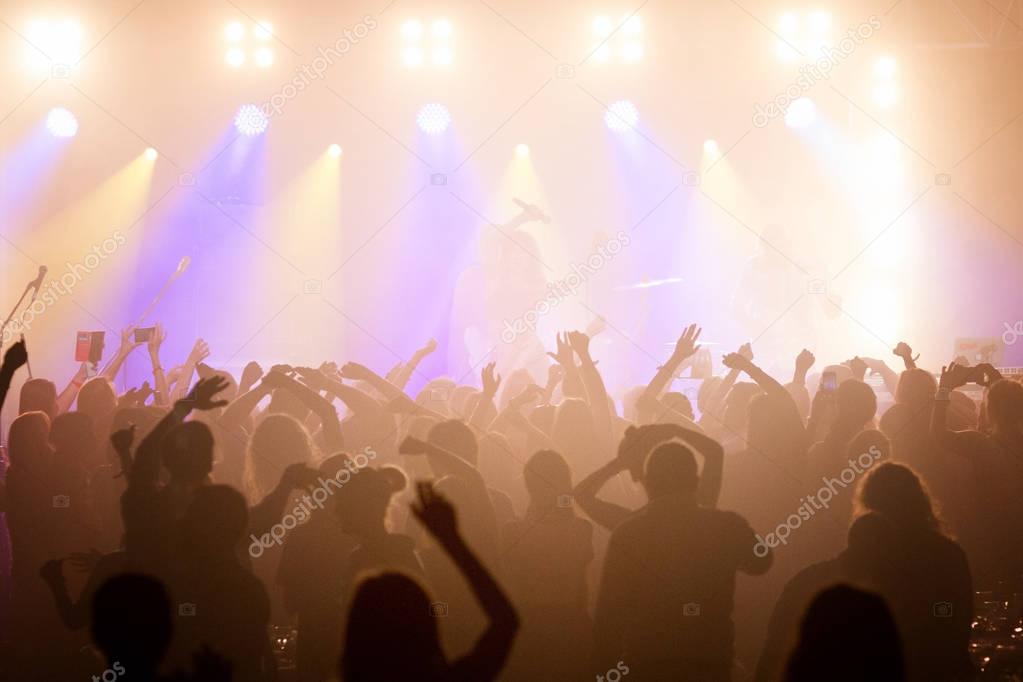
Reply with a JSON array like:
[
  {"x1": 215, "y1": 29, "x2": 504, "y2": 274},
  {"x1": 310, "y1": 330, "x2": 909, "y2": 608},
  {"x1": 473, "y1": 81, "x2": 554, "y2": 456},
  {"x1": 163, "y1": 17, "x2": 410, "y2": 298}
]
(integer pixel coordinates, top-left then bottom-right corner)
[
  {"x1": 411, "y1": 481, "x2": 459, "y2": 545},
  {"x1": 340, "y1": 361, "x2": 375, "y2": 382},
  {"x1": 721, "y1": 352, "x2": 752, "y2": 372},
  {"x1": 147, "y1": 323, "x2": 166, "y2": 358},
  {"x1": 2, "y1": 339, "x2": 28, "y2": 373},
  {"x1": 260, "y1": 369, "x2": 289, "y2": 391},
  {"x1": 119, "y1": 326, "x2": 143, "y2": 354},
  {"x1": 481, "y1": 362, "x2": 501, "y2": 397},
  {"x1": 186, "y1": 339, "x2": 211, "y2": 366},
  {"x1": 294, "y1": 366, "x2": 328, "y2": 392},
  {"x1": 939, "y1": 362, "x2": 972, "y2": 390},
  {"x1": 183, "y1": 376, "x2": 230, "y2": 411},
  {"x1": 795, "y1": 348, "x2": 815, "y2": 374},
  {"x1": 671, "y1": 324, "x2": 703, "y2": 362},
  {"x1": 845, "y1": 356, "x2": 868, "y2": 381},
  {"x1": 240, "y1": 361, "x2": 263, "y2": 389},
  {"x1": 566, "y1": 330, "x2": 591, "y2": 359},
  {"x1": 110, "y1": 423, "x2": 136, "y2": 453},
  {"x1": 893, "y1": 341, "x2": 919, "y2": 368},
  {"x1": 546, "y1": 332, "x2": 575, "y2": 367},
  {"x1": 738, "y1": 342, "x2": 754, "y2": 362}
]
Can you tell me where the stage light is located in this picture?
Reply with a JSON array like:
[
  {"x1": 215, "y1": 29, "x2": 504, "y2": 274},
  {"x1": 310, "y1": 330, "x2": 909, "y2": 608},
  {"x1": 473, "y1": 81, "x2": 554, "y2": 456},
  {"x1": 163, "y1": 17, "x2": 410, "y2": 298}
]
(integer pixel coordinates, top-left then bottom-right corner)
[
  {"x1": 604, "y1": 100, "x2": 638, "y2": 132},
  {"x1": 416, "y1": 103, "x2": 451, "y2": 135},
  {"x1": 223, "y1": 19, "x2": 274, "y2": 70},
  {"x1": 224, "y1": 21, "x2": 245, "y2": 41},
  {"x1": 402, "y1": 20, "x2": 423, "y2": 40},
  {"x1": 27, "y1": 19, "x2": 83, "y2": 66},
  {"x1": 254, "y1": 47, "x2": 273, "y2": 67},
  {"x1": 591, "y1": 14, "x2": 644, "y2": 65},
  {"x1": 46, "y1": 108, "x2": 78, "y2": 138},
  {"x1": 328, "y1": 143, "x2": 342, "y2": 157},
  {"x1": 225, "y1": 47, "x2": 245, "y2": 67},
  {"x1": 703, "y1": 139, "x2": 720, "y2": 156},
  {"x1": 402, "y1": 18, "x2": 452, "y2": 69},
  {"x1": 234, "y1": 104, "x2": 269, "y2": 136},
  {"x1": 874, "y1": 56, "x2": 897, "y2": 77},
  {"x1": 622, "y1": 42, "x2": 644, "y2": 62},
  {"x1": 784, "y1": 97, "x2": 816, "y2": 128},
  {"x1": 144, "y1": 147, "x2": 158, "y2": 161},
  {"x1": 775, "y1": 11, "x2": 830, "y2": 61},
  {"x1": 515, "y1": 143, "x2": 530, "y2": 158}
]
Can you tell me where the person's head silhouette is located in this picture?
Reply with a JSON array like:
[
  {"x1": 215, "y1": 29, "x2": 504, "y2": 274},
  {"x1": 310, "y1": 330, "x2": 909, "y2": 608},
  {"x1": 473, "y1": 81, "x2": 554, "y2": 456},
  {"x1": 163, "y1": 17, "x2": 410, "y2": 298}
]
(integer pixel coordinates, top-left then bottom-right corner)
[
  {"x1": 340, "y1": 571, "x2": 444, "y2": 681},
  {"x1": 783, "y1": 584, "x2": 905, "y2": 682},
  {"x1": 19, "y1": 377, "x2": 57, "y2": 419},
  {"x1": 523, "y1": 449, "x2": 572, "y2": 509},
  {"x1": 642, "y1": 441, "x2": 698, "y2": 500},
  {"x1": 855, "y1": 462, "x2": 939, "y2": 534},
  {"x1": 164, "y1": 421, "x2": 215, "y2": 486},
  {"x1": 91, "y1": 573, "x2": 173, "y2": 678}
]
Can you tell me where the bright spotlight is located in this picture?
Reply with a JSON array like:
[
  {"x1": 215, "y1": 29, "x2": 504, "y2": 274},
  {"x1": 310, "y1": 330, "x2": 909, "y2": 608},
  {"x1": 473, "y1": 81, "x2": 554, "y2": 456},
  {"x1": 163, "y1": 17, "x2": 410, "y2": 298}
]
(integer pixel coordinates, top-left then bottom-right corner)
[
  {"x1": 234, "y1": 104, "x2": 269, "y2": 136},
  {"x1": 605, "y1": 100, "x2": 638, "y2": 132},
  {"x1": 874, "y1": 56, "x2": 897, "y2": 78},
  {"x1": 253, "y1": 47, "x2": 273, "y2": 67},
  {"x1": 622, "y1": 42, "x2": 643, "y2": 62},
  {"x1": 224, "y1": 21, "x2": 245, "y2": 41},
  {"x1": 594, "y1": 45, "x2": 611, "y2": 63},
  {"x1": 703, "y1": 139, "x2": 720, "y2": 156},
  {"x1": 784, "y1": 97, "x2": 817, "y2": 129},
  {"x1": 46, "y1": 108, "x2": 78, "y2": 138},
  {"x1": 253, "y1": 21, "x2": 273, "y2": 40},
  {"x1": 515, "y1": 143, "x2": 530, "y2": 158},
  {"x1": 144, "y1": 147, "x2": 158, "y2": 161},
  {"x1": 593, "y1": 16, "x2": 613, "y2": 37},
  {"x1": 777, "y1": 12, "x2": 798, "y2": 36},
  {"x1": 624, "y1": 16, "x2": 642, "y2": 34},
  {"x1": 328, "y1": 143, "x2": 342, "y2": 157},
  {"x1": 402, "y1": 20, "x2": 423, "y2": 40},
  {"x1": 807, "y1": 11, "x2": 831, "y2": 35},
  {"x1": 27, "y1": 19, "x2": 83, "y2": 65},
  {"x1": 225, "y1": 47, "x2": 245, "y2": 67},
  {"x1": 416, "y1": 103, "x2": 451, "y2": 135}
]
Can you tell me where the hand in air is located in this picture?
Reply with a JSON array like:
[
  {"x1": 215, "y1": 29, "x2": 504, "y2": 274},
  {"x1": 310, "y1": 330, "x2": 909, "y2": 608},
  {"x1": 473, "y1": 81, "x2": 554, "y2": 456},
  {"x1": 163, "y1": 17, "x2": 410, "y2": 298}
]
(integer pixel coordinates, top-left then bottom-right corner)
[
  {"x1": 481, "y1": 362, "x2": 501, "y2": 397},
  {"x1": 939, "y1": 362, "x2": 972, "y2": 390},
  {"x1": 183, "y1": 376, "x2": 230, "y2": 411},
  {"x1": 411, "y1": 481, "x2": 459, "y2": 545},
  {"x1": 546, "y1": 333, "x2": 575, "y2": 367},
  {"x1": 672, "y1": 324, "x2": 702, "y2": 362},
  {"x1": 2, "y1": 339, "x2": 28, "y2": 372},
  {"x1": 795, "y1": 348, "x2": 815, "y2": 374}
]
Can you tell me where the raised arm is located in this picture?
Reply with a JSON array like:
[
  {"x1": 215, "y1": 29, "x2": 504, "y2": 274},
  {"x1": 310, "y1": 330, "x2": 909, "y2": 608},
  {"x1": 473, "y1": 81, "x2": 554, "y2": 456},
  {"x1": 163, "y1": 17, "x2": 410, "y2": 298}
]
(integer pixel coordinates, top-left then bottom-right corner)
[
  {"x1": 399, "y1": 436, "x2": 485, "y2": 487},
  {"x1": 412, "y1": 482, "x2": 519, "y2": 682},
  {"x1": 145, "y1": 324, "x2": 170, "y2": 407},
  {"x1": 392, "y1": 338, "x2": 438, "y2": 391},
  {"x1": 893, "y1": 341, "x2": 919, "y2": 371},
  {"x1": 931, "y1": 362, "x2": 998, "y2": 456},
  {"x1": 101, "y1": 326, "x2": 143, "y2": 384},
  {"x1": 703, "y1": 342, "x2": 753, "y2": 421},
  {"x1": 468, "y1": 362, "x2": 500, "y2": 431},
  {"x1": 637, "y1": 324, "x2": 702, "y2": 423},
  {"x1": 568, "y1": 331, "x2": 613, "y2": 458},
  {"x1": 547, "y1": 333, "x2": 584, "y2": 399},
  {"x1": 168, "y1": 338, "x2": 210, "y2": 403},
  {"x1": 0, "y1": 340, "x2": 28, "y2": 418},
  {"x1": 56, "y1": 362, "x2": 90, "y2": 414},
  {"x1": 572, "y1": 458, "x2": 632, "y2": 531},
  {"x1": 265, "y1": 370, "x2": 344, "y2": 451}
]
